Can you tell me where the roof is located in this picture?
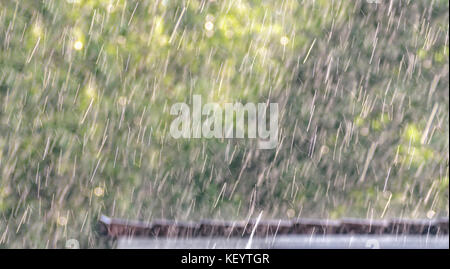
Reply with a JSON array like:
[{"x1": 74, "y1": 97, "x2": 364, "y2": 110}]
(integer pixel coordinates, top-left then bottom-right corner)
[{"x1": 98, "y1": 215, "x2": 449, "y2": 239}]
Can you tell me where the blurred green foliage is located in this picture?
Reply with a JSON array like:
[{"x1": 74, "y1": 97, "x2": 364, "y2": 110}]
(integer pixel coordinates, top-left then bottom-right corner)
[{"x1": 0, "y1": 0, "x2": 448, "y2": 248}]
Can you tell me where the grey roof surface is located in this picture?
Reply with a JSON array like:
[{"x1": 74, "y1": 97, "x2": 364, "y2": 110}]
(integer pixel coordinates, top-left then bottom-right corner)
[{"x1": 117, "y1": 235, "x2": 449, "y2": 249}]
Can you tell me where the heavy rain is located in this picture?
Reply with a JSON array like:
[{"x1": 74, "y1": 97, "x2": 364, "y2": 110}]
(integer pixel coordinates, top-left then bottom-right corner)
[{"x1": 0, "y1": 0, "x2": 448, "y2": 249}]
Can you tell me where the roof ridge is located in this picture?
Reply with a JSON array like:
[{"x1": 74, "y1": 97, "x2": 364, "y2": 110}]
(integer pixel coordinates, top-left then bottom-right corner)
[{"x1": 98, "y1": 215, "x2": 449, "y2": 238}]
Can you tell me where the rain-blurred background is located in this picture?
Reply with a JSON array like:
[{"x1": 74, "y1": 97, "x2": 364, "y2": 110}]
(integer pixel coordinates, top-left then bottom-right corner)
[{"x1": 0, "y1": 0, "x2": 448, "y2": 248}]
